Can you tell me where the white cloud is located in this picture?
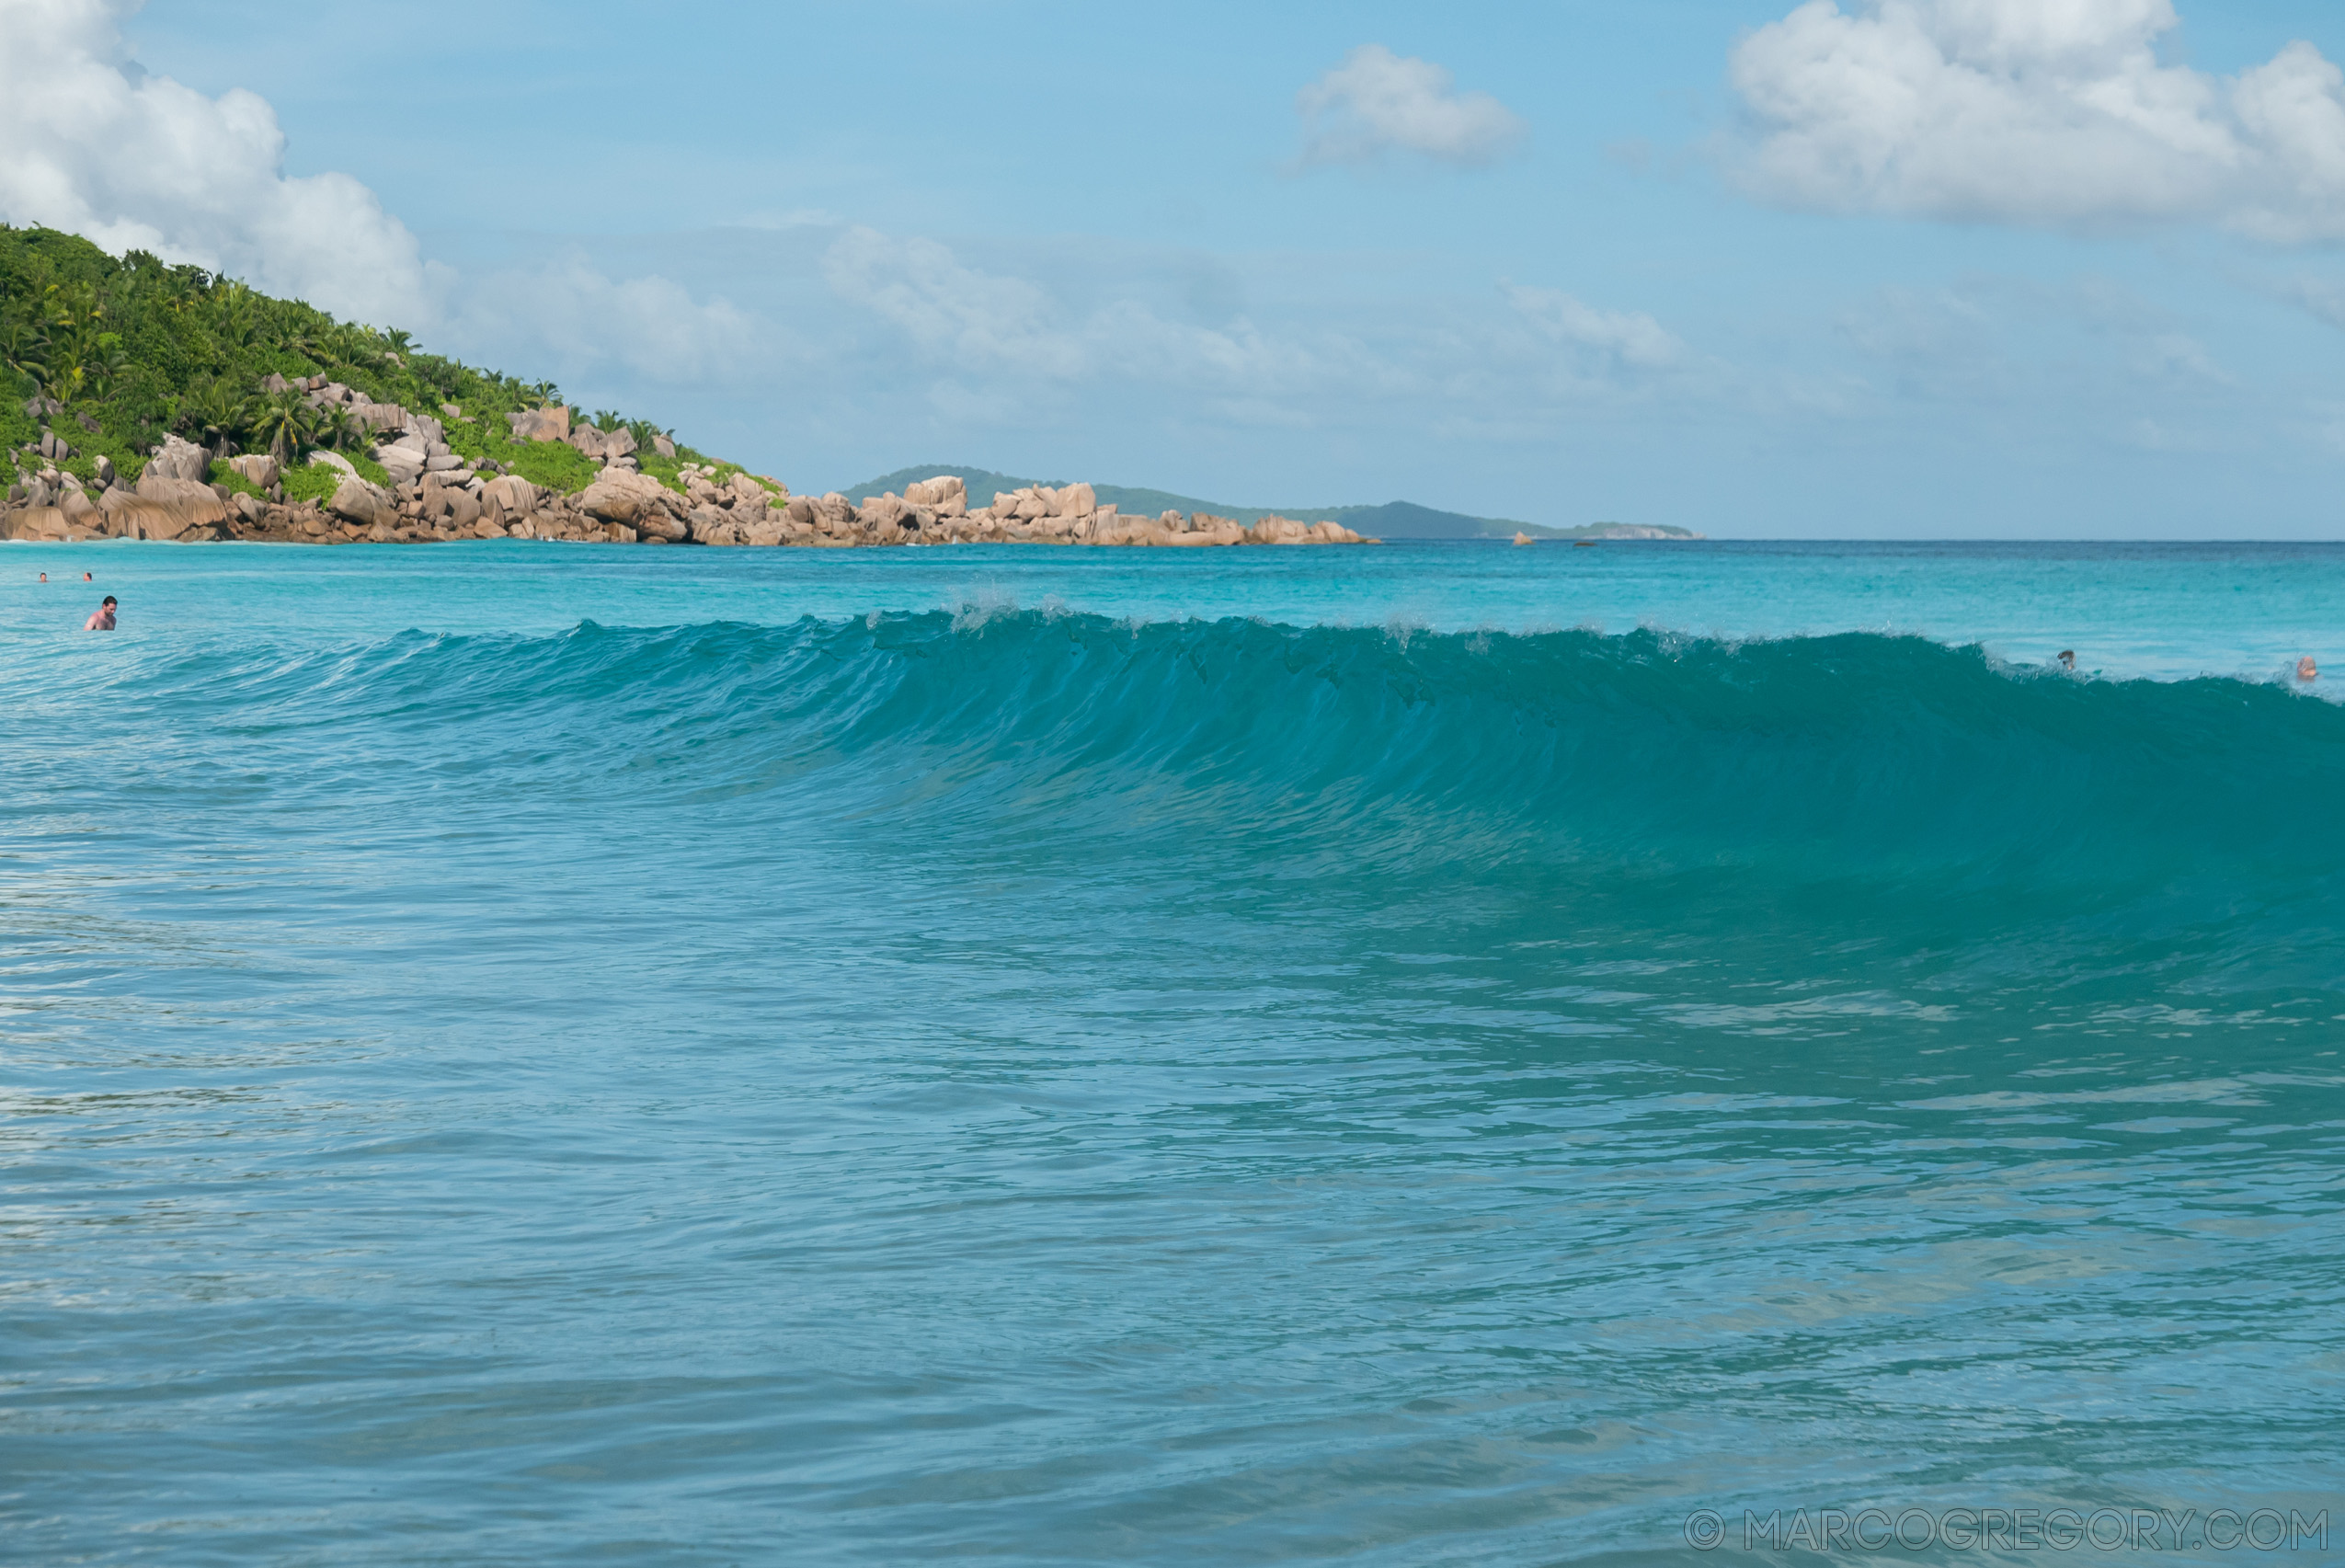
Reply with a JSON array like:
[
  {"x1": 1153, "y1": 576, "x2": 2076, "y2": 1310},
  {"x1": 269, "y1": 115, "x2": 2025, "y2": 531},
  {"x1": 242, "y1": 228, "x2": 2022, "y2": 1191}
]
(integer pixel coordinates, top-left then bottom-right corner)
[
  {"x1": 817, "y1": 230, "x2": 1718, "y2": 447},
  {"x1": 1503, "y1": 284, "x2": 1687, "y2": 370},
  {"x1": 2284, "y1": 275, "x2": 2345, "y2": 329},
  {"x1": 458, "y1": 258, "x2": 760, "y2": 383},
  {"x1": 1295, "y1": 44, "x2": 1527, "y2": 169},
  {"x1": 823, "y1": 226, "x2": 1087, "y2": 377},
  {"x1": 0, "y1": 0, "x2": 434, "y2": 324},
  {"x1": 2132, "y1": 330, "x2": 2230, "y2": 386},
  {"x1": 0, "y1": 0, "x2": 754, "y2": 394},
  {"x1": 1729, "y1": 0, "x2": 2345, "y2": 241},
  {"x1": 821, "y1": 226, "x2": 1329, "y2": 395}
]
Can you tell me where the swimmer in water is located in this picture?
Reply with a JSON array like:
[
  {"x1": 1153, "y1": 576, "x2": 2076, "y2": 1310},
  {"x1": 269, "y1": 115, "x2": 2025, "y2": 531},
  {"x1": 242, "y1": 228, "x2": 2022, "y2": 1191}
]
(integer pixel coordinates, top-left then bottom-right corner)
[
  {"x1": 2301, "y1": 656, "x2": 2318, "y2": 683},
  {"x1": 85, "y1": 595, "x2": 116, "y2": 631},
  {"x1": 39, "y1": 572, "x2": 47, "y2": 583},
  {"x1": 83, "y1": 571, "x2": 91, "y2": 581},
  {"x1": 2057, "y1": 650, "x2": 2076, "y2": 671}
]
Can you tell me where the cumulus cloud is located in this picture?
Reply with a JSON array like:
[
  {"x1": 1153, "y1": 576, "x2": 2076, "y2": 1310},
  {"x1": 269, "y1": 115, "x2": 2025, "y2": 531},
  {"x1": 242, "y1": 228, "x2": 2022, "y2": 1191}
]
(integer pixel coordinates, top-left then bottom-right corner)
[
  {"x1": 458, "y1": 258, "x2": 760, "y2": 383},
  {"x1": 0, "y1": 0, "x2": 434, "y2": 324},
  {"x1": 0, "y1": 0, "x2": 756, "y2": 394},
  {"x1": 817, "y1": 228, "x2": 1715, "y2": 443},
  {"x1": 2283, "y1": 275, "x2": 2345, "y2": 330},
  {"x1": 1295, "y1": 44, "x2": 1527, "y2": 169},
  {"x1": 1504, "y1": 284, "x2": 1687, "y2": 370},
  {"x1": 821, "y1": 226, "x2": 1327, "y2": 395},
  {"x1": 824, "y1": 227, "x2": 1087, "y2": 378},
  {"x1": 1730, "y1": 0, "x2": 2345, "y2": 241}
]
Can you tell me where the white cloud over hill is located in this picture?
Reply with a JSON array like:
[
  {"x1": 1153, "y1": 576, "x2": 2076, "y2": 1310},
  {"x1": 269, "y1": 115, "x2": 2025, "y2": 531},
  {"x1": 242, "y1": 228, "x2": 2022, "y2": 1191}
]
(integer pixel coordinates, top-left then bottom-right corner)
[
  {"x1": 0, "y1": 0, "x2": 433, "y2": 324},
  {"x1": 1731, "y1": 0, "x2": 2345, "y2": 241},
  {"x1": 0, "y1": 0, "x2": 747, "y2": 381}
]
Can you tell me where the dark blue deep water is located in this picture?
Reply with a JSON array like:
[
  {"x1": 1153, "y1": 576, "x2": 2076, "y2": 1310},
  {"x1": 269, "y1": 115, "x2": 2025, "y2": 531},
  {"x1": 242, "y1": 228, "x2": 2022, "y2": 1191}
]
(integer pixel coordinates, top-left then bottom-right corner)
[{"x1": 4, "y1": 542, "x2": 2342, "y2": 1564}]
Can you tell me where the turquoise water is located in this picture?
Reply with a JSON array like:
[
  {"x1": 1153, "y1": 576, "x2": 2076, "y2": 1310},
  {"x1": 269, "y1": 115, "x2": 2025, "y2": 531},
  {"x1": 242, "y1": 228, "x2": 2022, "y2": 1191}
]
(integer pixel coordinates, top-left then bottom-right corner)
[{"x1": 4, "y1": 541, "x2": 2342, "y2": 1564}]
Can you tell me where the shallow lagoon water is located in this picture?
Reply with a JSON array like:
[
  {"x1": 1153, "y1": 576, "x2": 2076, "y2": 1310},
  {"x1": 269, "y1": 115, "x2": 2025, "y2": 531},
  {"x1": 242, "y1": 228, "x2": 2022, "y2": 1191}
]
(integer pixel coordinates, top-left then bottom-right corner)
[{"x1": 3, "y1": 541, "x2": 2342, "y2": 1564}]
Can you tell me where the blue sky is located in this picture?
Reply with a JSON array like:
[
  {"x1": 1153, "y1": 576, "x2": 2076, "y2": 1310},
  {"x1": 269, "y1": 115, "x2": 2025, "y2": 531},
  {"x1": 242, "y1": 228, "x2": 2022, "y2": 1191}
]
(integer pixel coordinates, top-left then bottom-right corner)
[{"x1": 9, "y1": 0, "x2": 2345, "y2": 535}]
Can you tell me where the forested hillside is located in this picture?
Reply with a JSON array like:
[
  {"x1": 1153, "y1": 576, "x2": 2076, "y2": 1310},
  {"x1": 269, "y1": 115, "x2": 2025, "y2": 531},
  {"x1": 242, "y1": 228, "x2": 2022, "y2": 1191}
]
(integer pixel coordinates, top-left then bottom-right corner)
[{"x1": 0, "y1": 223, "x2": 725, "y2": 508}]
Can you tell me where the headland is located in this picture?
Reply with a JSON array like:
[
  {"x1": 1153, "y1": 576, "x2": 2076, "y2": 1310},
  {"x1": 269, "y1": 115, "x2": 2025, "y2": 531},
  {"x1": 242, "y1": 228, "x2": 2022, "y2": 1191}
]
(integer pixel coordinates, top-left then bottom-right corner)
[{"x1": 0, "y1": 223, "x2": 1690, "y2": 550}]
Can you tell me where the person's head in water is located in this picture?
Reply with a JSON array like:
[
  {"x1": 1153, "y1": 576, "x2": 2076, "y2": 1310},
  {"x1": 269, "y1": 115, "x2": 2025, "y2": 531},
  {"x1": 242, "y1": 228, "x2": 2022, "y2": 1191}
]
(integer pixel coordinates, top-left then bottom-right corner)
[
  {"x1": 85, "y1": 594, "x2": 117, "y2": 631},
  {"x1": 83, "y1": 571, "x2": 91, "y2": 581},
  {"x1": 2057, "y1": 650, "x2": 2076, "y2": 670},
  {"x1": 2301, "y1": 656, "x2": 2319, "y2": 683},
  {"x1": 38, "y1": 572, "x2": 46, "y2": 583}
]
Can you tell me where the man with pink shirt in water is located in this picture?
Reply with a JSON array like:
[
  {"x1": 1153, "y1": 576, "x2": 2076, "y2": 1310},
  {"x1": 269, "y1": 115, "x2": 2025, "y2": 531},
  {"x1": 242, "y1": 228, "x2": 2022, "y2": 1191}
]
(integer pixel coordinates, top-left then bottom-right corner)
[{"x1": 85, "y1": 595, "x2": 116, "y2": 631}]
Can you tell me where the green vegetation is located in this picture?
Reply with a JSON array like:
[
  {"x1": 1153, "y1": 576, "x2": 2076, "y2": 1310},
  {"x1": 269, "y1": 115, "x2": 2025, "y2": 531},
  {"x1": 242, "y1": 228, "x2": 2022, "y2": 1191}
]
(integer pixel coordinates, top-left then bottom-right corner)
[
  {"x1": 281, "y1": 464, "x2": 360, "y2": 509},
  {"x1": 203, "y1": 459, "x2": 266, "y2": 500},
  {"x1": 0, "y1": 223, "x2": 724, "y2": 498}
]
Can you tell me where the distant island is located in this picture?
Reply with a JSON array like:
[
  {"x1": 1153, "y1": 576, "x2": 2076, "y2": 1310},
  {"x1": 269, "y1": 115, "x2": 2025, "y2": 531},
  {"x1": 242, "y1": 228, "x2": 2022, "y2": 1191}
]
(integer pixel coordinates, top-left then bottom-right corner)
[
  {"x1": 1, "y1": 224, "x2": 1686, "y2": 549},
  {"x1": 841, "y1": 465, "x2": 1703, "y2": 542}
]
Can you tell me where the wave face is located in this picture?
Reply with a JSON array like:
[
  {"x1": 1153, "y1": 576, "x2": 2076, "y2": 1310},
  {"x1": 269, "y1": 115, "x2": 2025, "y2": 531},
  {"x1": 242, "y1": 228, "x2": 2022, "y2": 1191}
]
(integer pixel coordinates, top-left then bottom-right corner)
[
  {"x1": 225, "y1": 608, "x2": 2332, "y2": 979},
  {"x1": 7, "y1": 607, "x2": 2344, "y2": 1565}
]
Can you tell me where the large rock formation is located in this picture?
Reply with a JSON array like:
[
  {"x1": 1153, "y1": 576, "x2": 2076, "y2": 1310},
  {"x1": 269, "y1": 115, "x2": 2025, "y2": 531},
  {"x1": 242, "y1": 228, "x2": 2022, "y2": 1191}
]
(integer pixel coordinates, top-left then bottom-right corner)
[
  {"x1": 145, "y1": 433, "x2": 211, "y2": 483},
  {"x1": 508, "y1": 406, "x2": 571, "y2": 443},
  {"x1": 131, "y1": 473, "x2": 231, "y2": 534},
  {"x1": 578, "y1": 467, "x2": 672, "y2": 527},
  {"x1": 1, "y1": 443, "x2": 1372, "y2": 552},
  {"x1": 575, "y1": 424, "x2": 636, "y2": 461},
  {"x1": 330, "y1": 478, "x2": 395, "y2": 529}
]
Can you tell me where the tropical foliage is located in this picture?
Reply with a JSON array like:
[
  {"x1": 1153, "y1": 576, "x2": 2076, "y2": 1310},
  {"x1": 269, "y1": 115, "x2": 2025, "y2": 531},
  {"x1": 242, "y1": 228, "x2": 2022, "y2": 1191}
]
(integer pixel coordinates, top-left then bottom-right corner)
[{"x1": 1, "y1": 223, "x2": 719, "y2": 494}]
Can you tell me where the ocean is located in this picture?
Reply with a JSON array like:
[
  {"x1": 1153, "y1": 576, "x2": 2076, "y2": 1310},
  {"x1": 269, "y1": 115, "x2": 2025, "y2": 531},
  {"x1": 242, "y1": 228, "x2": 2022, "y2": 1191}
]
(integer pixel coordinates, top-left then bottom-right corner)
[{"x1": 4, "y1": 540, "x2": 2341, "y2": 1565}]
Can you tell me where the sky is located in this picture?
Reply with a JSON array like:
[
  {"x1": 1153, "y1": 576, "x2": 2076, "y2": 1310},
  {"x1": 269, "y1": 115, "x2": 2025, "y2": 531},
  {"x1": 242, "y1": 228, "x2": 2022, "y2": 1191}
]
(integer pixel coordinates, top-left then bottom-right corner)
[{"x1": 6, "y1": 0, "x2": 2345, "y2": 536}]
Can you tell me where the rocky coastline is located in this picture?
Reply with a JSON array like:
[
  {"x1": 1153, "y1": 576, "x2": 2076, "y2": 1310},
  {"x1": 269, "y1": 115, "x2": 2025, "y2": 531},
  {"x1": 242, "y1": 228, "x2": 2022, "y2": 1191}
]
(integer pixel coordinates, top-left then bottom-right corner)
[{"x1": 1, "y1": 387, "x2": 1372, "y2": 549}]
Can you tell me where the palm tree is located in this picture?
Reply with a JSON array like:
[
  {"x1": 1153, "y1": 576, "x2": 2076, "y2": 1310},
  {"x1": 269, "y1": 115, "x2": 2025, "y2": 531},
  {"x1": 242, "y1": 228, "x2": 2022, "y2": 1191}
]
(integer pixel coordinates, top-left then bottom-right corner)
[
  {"x1": 0, "y1": 319, "x2": 50, "y2": 394},
  {"x1": 176, "y1": 375, "x2": 257, "y2": 457},
  {"x1": 335, "y1": 322, "x2": 383, "y2": 370},
  {"x1": 248, "y1": 388, "x2": 329, "y2": 464},
  {"x1": 82, "y1": 335, "x2": 130, "y2": 403},
  {"x1": 292, "y1": 319, "x2": 382, "y2": 375},
  {"x1": 320, "y1": 407, "x2": 370, "y2": 452},
  {"x1": 39, "y1": 283, "x2": 106, "y2": 398},
  {"x1": 46, "y1": 359, "x2": 88, "y2": 404},
  {"x1": 212, "y1": 283, "x2": 259, "y2": 351},
  {"x1": 154, "y1": 268, "x2": 204, "y2": 317}
]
